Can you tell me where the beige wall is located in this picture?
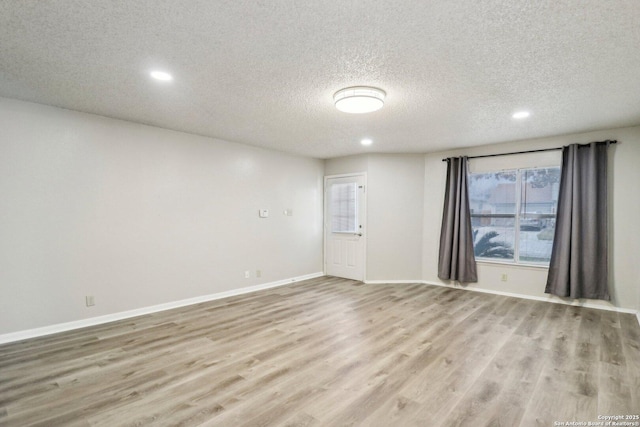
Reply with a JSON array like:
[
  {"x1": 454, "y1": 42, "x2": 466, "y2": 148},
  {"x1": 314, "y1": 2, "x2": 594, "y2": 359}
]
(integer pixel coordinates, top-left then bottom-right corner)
[
  {"x1": 423, "y1": 126, "x2": 640, "y2": 311},
  {"x1": 2, "y1": 95, "x2": 637, "y2": 338},
  {"x1": 367, "y1": 155, "x2": 424, "y2": 280},
  {"x1": 324, "y1": 154, "x2": 369, "y2": 177},
  {"x1": 325, "y1": 154, "x2": 425, "y2": 281},
  {"x1": 0, "y1": 98, "x2": 324, "y2": 335},
  {"x1": 325, "y1": 127, "x2": 639, "y2": 312}
]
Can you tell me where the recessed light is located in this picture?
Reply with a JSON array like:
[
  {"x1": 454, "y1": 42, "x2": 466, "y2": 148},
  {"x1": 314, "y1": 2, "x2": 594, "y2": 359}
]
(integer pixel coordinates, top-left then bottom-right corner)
[
  {"x1": 361, "y1": 138, "x2": 373, "y2": 146},
  {"x1": 150, "y1": 70, "x2": 173, "y2": 81},
  {"x1": 512, "y1": 111, "x2": 530, "y2": 119},
  {"x1": 334, "y1": 87, "x2": 386, "y2": 114}
]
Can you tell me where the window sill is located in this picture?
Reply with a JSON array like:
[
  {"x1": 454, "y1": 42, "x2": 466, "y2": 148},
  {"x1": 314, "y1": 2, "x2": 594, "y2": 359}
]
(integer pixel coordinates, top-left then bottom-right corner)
[{"x1": 476, "y1": 259, "x2": 549, "y2": 270}]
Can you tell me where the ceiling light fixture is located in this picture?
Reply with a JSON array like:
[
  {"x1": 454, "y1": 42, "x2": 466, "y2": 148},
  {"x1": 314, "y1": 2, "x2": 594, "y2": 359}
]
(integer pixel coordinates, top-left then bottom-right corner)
[
  {"x1": 512, "y1": 111, "x2": 530, "y2": 119},
  {"x1": 334, "y1": 86, "x2": 385, "y2": 114},
  {"x1": 150, "y1": 70, "x2": 173, "y2": 81},
  {"x1": 361, "y1": 138, "x2": 373, "y2": 146}
]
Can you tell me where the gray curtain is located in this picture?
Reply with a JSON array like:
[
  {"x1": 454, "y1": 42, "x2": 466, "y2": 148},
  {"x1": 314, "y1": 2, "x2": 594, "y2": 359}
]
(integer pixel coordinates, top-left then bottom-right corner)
[
  {"x1": 438, "y1": 157, "x2": 478, "y2": 282},
  {"x1": 545, "y1": 142, "x2": 610, "y2": 300}
]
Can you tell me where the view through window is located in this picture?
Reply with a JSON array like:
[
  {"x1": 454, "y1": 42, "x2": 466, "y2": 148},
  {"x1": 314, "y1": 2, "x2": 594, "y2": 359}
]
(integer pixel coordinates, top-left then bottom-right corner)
[{"x1": 468, "y1": 167, "x2": 560, "y2": 265}]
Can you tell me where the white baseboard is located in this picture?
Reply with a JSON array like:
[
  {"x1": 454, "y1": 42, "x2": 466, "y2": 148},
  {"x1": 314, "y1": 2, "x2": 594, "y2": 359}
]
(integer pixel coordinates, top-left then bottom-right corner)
[
  {"x1": 0, "y1": 272, "x2": 324, "y2": 345},
  {"x1": 367, "y1": 278, "x2": 639, "y2": 320},
  {"x1": 423, "y1": 280, "x2": 638, "y2": 314},
  {"x1": 2, "y1": 273, "x2": 637, "y2": 344},
  {"x1": 364, "y1": 279, "x2": 424, "y2": 285}
]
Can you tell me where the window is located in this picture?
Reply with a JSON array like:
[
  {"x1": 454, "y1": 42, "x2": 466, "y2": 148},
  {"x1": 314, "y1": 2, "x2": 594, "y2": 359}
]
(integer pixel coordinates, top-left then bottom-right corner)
[
  {"x1": 468, "y1": 167, "x2": 560, "y2": 265},
  {"x1": 330, "y1": 182, "x2": 358, "y2": 233}
]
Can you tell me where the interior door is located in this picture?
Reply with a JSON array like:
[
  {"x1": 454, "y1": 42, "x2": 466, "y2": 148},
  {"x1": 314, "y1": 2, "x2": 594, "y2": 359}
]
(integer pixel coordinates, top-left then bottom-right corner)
[{"x1": 324, "y1": 174, "x2": 366, "y2": 281}]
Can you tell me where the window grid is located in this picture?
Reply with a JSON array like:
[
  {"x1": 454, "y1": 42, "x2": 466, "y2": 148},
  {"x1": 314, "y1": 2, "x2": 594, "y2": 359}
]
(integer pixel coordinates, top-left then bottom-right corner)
[
  {"x1": 469, "y1": 167, "x2": 560, "y2": 266},
  {"x1": 330, "y1": 182, "x2": 358, "y2": 233}
]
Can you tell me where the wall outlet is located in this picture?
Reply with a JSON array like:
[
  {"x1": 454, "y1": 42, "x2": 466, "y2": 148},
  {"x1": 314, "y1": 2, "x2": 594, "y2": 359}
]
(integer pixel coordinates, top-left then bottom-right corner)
[
  {"x1": 259, "y1": 209, "x2": 269, "y2": 218},
  {"x1": 501, "y1": 273, "x2": 508, "y2": 282},
  {"x1": 244, "y1": 270, "x2": 250, "y2": 279},
  {"x1": 256, "y1": 269, "x2": 262, "y2": 278},
  {"x1": 85, "y1": 295, "x2": 95, "y2": 307}
]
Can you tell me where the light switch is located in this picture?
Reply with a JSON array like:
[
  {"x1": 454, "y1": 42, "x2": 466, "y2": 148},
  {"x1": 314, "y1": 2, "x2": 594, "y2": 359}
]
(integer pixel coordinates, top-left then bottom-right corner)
[{"x1": 259, "y1": 209, "x2": 269, "y2": 218}]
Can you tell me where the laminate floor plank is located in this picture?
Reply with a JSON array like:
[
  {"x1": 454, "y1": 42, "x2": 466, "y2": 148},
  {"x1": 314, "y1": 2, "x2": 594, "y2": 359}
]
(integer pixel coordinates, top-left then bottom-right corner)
[
  {"x1": 95, "y1": 287, "x2": 415, "y2": 425},
  {"x1": 518, "y1": 305, "x2": 629, "y2": 427},
  {"x1": 599, "y1": 311, "x2": 626, "y2": 366},
  {"x1": 620, "y1": 313, "x2": 640, "y2": 407},
  {"x1": 436, "y1": 334, "x2": 547, "y2": 427},
  {"x1": 91, "y1": 314, "x2": 377, "y2": 425},
  {"x1": 339, "y1": 297, "x2": 514, "y2": 426},
  {"x1": 1, "y1": 277, "x2": 638, "y2": 426}
]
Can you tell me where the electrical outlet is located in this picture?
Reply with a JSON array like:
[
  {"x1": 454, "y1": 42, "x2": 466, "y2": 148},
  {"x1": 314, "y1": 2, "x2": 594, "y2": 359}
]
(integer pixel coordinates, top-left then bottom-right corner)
[
  {"x1": 244, "y1": 270, "x2": 250, "y2": 279},
  {"x1": 256, "y1": 270, "x2": 262, "y2": 278},
  {"x1": 85, "y1": 295, "x2": 95, "y2": 307},
  {"x1": 501, "y1": 273, "x2": 508, "y2": 282}
]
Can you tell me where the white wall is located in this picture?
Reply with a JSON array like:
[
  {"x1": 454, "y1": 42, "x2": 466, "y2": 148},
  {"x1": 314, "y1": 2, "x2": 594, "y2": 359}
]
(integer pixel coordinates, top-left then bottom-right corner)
[
  {"x1": 367, "y1": 155, "x2": 424, "y2": 280},
  {"x1": 325, "y1": 127, "x2": 639, "y2": 312},
  {"x1": 325, "y1": 154, "x2": 425, "y2": 281},
  {"x1": 0, "y1": 97, "x2": 324, "y2": 335},
  {"x1": 323, "y1": 154, "x2": 370, "y2": 177},
  {"x1": 2, "y1": 97, "x2": 636, "y2": 338},
  {"x1": 423, "y1": 126, "x2": 640, "y2": 311}
]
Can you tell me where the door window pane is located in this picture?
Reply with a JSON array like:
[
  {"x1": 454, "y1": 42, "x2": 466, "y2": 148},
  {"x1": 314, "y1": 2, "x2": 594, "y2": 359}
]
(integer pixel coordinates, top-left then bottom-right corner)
[{"x1": 330, "y1": 182, "x2": 357, "y2": 233}]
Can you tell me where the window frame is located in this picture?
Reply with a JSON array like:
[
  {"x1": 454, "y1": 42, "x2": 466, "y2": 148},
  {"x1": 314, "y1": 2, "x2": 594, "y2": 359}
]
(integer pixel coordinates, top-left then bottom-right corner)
[
  {"x1": 469, "y1": 166, "x2": 559, "y2": 268},
  {"x1": 329, "y1": 181, "x2": 359, "y2": 234}
]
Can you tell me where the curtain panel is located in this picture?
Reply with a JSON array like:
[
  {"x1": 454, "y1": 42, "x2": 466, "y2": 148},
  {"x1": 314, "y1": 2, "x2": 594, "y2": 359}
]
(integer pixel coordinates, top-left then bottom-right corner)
[
  {"x1": 438, "y1": 156, "x2": 478, "y2": 283},
  {"x1": 545, "y1": 141, "x2": 611, "y2": 300}
]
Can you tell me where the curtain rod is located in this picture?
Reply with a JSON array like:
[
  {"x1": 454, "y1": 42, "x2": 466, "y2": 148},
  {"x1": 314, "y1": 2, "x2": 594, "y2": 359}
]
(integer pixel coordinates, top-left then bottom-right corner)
[{"x1": 441, "y1": 140, "x2": 617, "y2": 162}]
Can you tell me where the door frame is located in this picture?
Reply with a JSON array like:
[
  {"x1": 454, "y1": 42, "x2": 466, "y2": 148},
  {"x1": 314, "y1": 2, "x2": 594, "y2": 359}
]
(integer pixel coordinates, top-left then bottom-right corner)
[{"x1": 323, "y1": 172, "x2": 367, "y2": 281}]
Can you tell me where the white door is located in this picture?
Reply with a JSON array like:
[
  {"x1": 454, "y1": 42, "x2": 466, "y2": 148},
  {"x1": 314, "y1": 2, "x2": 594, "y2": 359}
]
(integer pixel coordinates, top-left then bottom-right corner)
[{"x1": 324, "y1": 174, "x2": 366, "y2": 281}]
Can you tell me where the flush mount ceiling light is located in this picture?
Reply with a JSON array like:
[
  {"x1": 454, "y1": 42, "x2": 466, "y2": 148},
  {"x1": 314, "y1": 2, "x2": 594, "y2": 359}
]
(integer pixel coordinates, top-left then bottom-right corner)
[
  {"x1": 150, "y1": 70, "x2": 173, "y2": 81},
  {"x1": 334, "y1": 86, "x2": 386, "y2": 114},
  {"x1": 512, "y1": 111, "x2": 530, "y2": 119},
  {"x1": 360, "y1": 138, "x2": 373, "y2": 146}
]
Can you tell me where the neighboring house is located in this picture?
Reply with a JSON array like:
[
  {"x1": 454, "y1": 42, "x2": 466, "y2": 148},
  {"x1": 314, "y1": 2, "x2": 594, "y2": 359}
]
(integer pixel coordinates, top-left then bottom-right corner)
[{"x1": 470, "y1": 182, "x2": 559, "y2": 229}]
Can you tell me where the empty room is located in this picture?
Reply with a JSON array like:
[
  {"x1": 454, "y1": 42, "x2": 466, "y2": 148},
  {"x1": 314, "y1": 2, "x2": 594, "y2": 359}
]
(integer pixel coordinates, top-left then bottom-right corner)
[{"x1": 1, "y1": 1, "x2": 639, "y2": 426}]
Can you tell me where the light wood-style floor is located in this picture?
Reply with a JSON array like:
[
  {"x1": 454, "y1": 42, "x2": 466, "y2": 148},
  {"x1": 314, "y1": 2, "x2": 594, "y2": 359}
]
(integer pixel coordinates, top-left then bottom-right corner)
[{"x1": 1, "y1": 276, "x2": 639, "y2": 426}]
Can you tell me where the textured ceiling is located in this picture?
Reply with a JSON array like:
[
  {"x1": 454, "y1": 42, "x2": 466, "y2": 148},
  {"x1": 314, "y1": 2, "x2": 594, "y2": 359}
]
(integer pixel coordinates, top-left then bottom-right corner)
[{"x1": 1, "y1": 1, "x2": 640, "y2": 159}]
